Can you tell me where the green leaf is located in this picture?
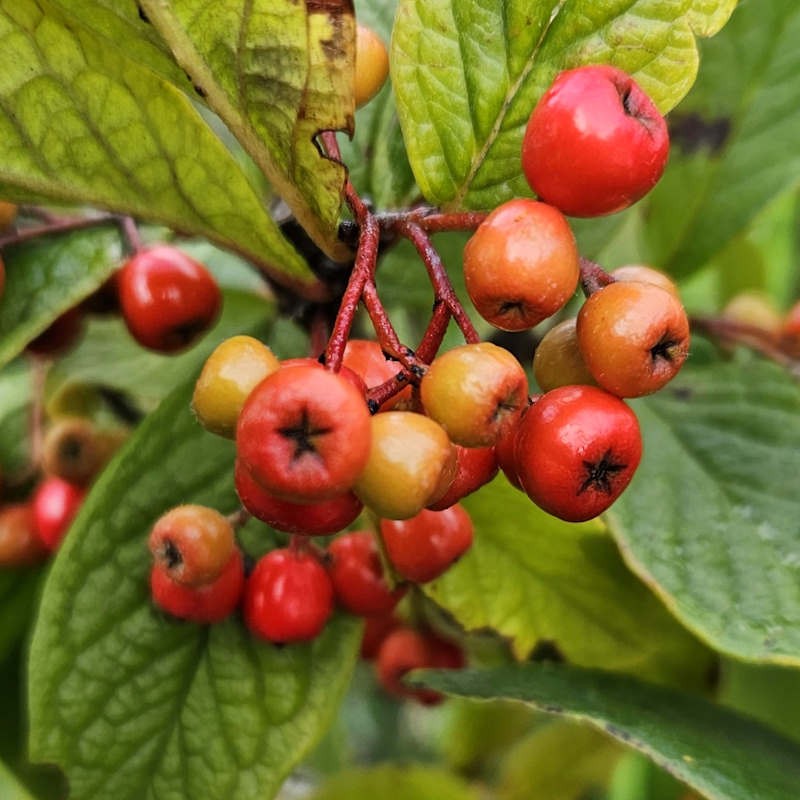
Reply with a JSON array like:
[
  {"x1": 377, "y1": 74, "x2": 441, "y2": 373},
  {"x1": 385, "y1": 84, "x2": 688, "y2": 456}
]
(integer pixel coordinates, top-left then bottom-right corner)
[
  {"x1": 0, "y1": 227, "x2": 121, "y2": 368},
  {"x1": 442, "y1": 698, "x2": 536, "y2": 773},
  {"x1": 340, "y1": 0, "x2": 419, "y2": 210},
  {"x1": 644, "y1": 0, "x2": 800, "y2": 276},
  {"x1": 719, "y1": 658, "x2": 800, "y2": 744},
  {"x1": 414, "y1": 662, "x2": 800, "y2": 800},
  {"x1": 423, "y1": 477, "x2": 711, "y2": 686},
  {"x1": 47, "y1": 288, "x2": 274, "y2": 411},
  {"x1": 608, "y1": 751, "x2": 692, "y2": 800},
  {"x1": 28, "y1": 380, "x2": 361, "y2": 800},
  {"x1": 0, "y1": 1, "x2": 320, "y2": 297},
  {"x1": 45, "y1": 0, "x2": 187, "y2": 86},
  {"x1": 608, "y1": 357, "x2": 800, "y2": 663},
  {"x1": 138, "y1": 0, "x2": 355, "y2": 263},
  {"x1": 497, "y1": 719, "x2": 622, "y2": 800},
  {"x1": 392, "y1": 0, "x2": 736, "y2": 211},
  {"x1": 0, "y1": 570, "x2": 41, "y2": 665},
  {"x1": 0, "y1": 759, "x2": 35, "y2": 800},
  {"x1": 0, "y1": 360, "x2": 32, "y2": 475},
  {"x1": 308, "y1": 764, "x2": 479, "y2": 800}
]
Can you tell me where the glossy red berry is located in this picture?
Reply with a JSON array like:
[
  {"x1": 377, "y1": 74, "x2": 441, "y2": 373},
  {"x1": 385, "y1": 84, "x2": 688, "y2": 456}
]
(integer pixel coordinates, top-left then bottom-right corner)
[
  {"x1": 495, "y1": 408, "x2": 526, "y2": 491},
  {"x1": 118, "y1": 245, "x2": 221, "y2": 353},
  {"x1": 234, "y1": 459, "x2": 362, "y2": 536},
  {"x1": 380, "y1": 504, "x2": 473, "y2": 584},
  {"x1": 148, "y1": 504, "x2": 236, "y2": 587},
  {"x1": 427, "y1": 445, "x2": 498, "y2": 511},
  {"x1": 236, "y1": 364, "x2": 371, "y2": 503},
  {"x1": 244, "y1": 548, "x2": 334, "y2": 643},
  {"x1": 328, "y1": 531, "x2": 405, "y2": 617},
  {"x1": 342, "y1": 339, "x2": 412, "y2": 410},
  {"x1": 360, "y1": 612, "x2": 401, "y2": 660},
  {"x1": 522, "y1": 65, "x2": 669, "y2": 217},
  {"x1": 150, "y1": 548, "x2": 244, "y2": 623},
  {"x1": 516, "y1": 385, "x2": 642, "y2": 522},
  {"x1": 376, "y1": 627, "x2": 464, "y2": 705},
  {"x1": 32, "y1": 477, "x2": 87, "y2": 551}
]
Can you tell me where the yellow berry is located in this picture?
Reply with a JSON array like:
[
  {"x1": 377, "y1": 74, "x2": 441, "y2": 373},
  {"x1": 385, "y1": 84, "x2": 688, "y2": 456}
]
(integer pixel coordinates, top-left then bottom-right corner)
[{"x1": 192, "y1": 335, "x2": 280, "y2": 438}]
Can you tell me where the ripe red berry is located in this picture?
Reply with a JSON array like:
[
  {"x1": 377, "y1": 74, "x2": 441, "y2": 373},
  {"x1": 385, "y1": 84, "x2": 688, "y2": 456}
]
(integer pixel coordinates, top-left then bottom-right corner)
[
  {"x1": 516, "y1": 385, "x2": 642, "y2": 522},
  {"x1": 0, "y1": 504, "x2": 48, "y2": 567},
  {"x1": 32, "y1": 477, "x2": 87, "y2": 551},
  {"x1": 494, "y1": 409, "x2": 526, "y2": 491},
  {"x1": 327, "y1": 531, "x2": 405, "y2": 617},
  {"x1": 236, "y1": 363, "x2": 371, "y2": 503},
  {"x1": 244, "y1": 548, "x2": 334, "y2": 643},
  {"x1": 463, "y1": 199, "x2": 580, "y2": 330},
  {"x1": 150, "y1": 548, "x2": 244, "y2": 623},
  {"x1": 342, "y1": 339, "x2": 412, "y2": 410},
  {"x1": 148, "y1": 504, "x2": 236, "y2": 587},
  {"x1": 427, "y1": 445, "x2": 498, "y2": 511},
  {"x1": 522, "y1": 65, "x2": 669, "y2": 217},
  {"x1": 376, "y1": 627, "x2": 464, "y2": 705},
  {"x1": 234, "y1": 459, "x2": 362, "y2": 536},
  {"x1": 360, "y1": 612, "x2": 401, "y2": 660},
  {"x1": 118, "y1": 245, "x2": 221, "y2": 353},
  {"x1": 380, "y1": 504, "x2": 473, "y2": 584}
]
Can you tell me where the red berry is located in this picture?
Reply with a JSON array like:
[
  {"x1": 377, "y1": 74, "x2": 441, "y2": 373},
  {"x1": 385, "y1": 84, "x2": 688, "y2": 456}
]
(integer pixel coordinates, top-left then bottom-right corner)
[
  {"x1": 0, "y1": 503, "x2": 48, "y2": 567},
  {"x1": 522, "y1": 65, "x2": 669, "y2": 217},
  {"x1": 516, "y1": 385, "x2": 642, "y2": 522},
  {"x1": 118, "y1": 245, "x2": 221, "y2": 352},
  {"x1": 327, "y1": 531, "x2": 405, "y2": 617},
  {"x1": 236, "y1": 364, "x2": 371, "y2": 503},
  {"x1": 360, "y1": 612, "x2": 401, "y2": 660},
  {"x1": 463, "y1": 199, "x2": 580, "y2": 330},
  {"x1": 495, "y1": 412, "x2": 525, "y2": 491},
  {"x1": 244, "y1": 548, "x2": 334, "y2": 643},
  {"x1": 380, "y1": 505, "x2": 473, "y2": 584},
  {"x1": 26, "y1": 308, "x2": 84, "y2": 357},
  {"x1": 427, "y1": 445, "x2": 498, "y2": 511},
  {"x1": 32, "y1": 477, "x2": 87, "y2": 551},
  {"x1": 150, "y1": 548, "x2": 244, "y2": 623},
  {"x1": 342, "y1": 339, "x2": 412, "y2": 410},
  {"x1": 376, "y1": 627, "x2": 464, "y2": 705},
  {"x1": 234, "y1": 459, "x2": 362, "y2": 536},
  {"x1": 148, "y1": 504, "x2": 236, "y2": 587}
]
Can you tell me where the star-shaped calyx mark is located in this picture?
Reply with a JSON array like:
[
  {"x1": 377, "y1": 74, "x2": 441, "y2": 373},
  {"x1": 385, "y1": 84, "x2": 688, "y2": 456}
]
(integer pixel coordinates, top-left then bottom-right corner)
[
  {"x1": 278, "y1": 409, "x2": 332, "y2": 461},
  {"x1": 650, "y1": 334, "x2": 681, "y2": 363},
  {"x1": 577, "y1": 449, "x2": 627, "y2": 495}
]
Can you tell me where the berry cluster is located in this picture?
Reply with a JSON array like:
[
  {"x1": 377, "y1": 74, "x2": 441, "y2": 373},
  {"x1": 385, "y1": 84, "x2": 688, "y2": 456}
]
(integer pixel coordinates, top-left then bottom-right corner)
[
  {"x1": 2, "y1": 226, "x2": 220, "y2": 567},
  {"x1": 0, "y1": 416, "x2": 125, "y2": 566},
  {"x1": 143, "y1": 63, "x2": 692, "y2": 709}
]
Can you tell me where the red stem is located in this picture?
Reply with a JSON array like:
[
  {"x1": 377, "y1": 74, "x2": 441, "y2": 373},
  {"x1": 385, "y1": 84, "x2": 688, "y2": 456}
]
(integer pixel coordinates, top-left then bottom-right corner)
[
  {"x1": 396, "y1": 220, "x2": 479, "y2": 344},
  {"x1": 0, "y1": 213, "x2": 121, "y2": 249},
  {"x1": 579, "y1": 257, "x2": 615, "y2": 297}
]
